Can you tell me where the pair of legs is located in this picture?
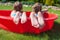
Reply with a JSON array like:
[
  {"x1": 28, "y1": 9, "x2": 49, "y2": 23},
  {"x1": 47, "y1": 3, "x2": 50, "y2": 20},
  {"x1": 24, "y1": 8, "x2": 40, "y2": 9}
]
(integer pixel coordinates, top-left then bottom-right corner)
[
  {"x1": 30, "y1": 12, "x2": 45, "y2": 29},
  {"x1": 10, "y1": 11, "x2": 27, "y2": 24},
  {"x1": 14, "y1": 12, "x2": 27, "y2": 24}
]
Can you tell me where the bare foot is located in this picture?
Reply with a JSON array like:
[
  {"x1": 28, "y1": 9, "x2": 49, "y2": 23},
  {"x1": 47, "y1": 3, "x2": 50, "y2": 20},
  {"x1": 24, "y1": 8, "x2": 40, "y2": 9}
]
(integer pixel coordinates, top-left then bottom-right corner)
[
  {"x1": 33, "y1": 24, "x2": 40, "y2": 28},
  {"x1": 39, "y1": 24, "x2": 45, "y2": 29}
]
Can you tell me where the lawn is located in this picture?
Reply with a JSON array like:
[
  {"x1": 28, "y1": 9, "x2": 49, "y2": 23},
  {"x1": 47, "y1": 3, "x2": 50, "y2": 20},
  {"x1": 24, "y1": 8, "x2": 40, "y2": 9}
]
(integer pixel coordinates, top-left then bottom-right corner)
[
  {"x1": 0, "y1": 5, "x2": 60, "y2": 40},
  {"x1": 0, "y1": 5, "x2": 32, "y2": 11}
]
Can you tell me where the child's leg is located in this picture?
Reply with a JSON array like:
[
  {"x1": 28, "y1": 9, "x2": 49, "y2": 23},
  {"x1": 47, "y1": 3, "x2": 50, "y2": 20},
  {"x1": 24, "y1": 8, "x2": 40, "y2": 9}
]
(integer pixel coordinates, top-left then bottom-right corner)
[
  {"x1": 13, "y1": 12, "x2": 20, "y2": 24},
  {"x1": 30, "y1": 12, "x2": 39, "y2": 28},
  {"x1": 38, "y1": 12, "x2": 45, "y2": 29},
  {"x1": 21, "y1": 12, "x2": 27, "y2": 24},
  {"x1": 13, "y1": 17, "x2": 20, "y2": 24}
]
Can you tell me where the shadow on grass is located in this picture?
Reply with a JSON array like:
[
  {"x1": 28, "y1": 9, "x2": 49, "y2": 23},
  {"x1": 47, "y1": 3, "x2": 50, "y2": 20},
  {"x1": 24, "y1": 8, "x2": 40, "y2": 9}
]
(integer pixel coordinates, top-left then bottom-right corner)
[
  {"x1": 23, "y1": 21, "x2": 60, "y2": 40},
  {"x1": 45, "y1": 21, "x2": 60, "y2": 40}
]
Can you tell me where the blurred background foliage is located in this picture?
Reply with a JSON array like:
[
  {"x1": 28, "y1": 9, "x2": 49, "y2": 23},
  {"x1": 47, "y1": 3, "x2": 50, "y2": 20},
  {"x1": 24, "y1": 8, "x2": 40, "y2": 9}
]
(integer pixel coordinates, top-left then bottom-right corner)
[{"x1": 0, "y1": 0, "x2": 60, "y2": 6}]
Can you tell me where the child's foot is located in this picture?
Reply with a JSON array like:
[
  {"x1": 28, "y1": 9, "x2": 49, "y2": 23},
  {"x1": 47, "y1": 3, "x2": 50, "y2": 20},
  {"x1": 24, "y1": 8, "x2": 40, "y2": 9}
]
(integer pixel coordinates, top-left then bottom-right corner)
[
  {"x1": 39, "y1": 24, "x2": 45, "y2": 29},
  {"x1": 14, "y1": 20, "x2": 19, "y2": 24},
  {"x1": 13, "y1": 18, "x2": 19, "y2": 24},
  {"x1": 33, "y1": 24, "x2": 40, "y2": 28},
  {"x1": 21, "y1": 20, "x2": 27, "y2": 24}
]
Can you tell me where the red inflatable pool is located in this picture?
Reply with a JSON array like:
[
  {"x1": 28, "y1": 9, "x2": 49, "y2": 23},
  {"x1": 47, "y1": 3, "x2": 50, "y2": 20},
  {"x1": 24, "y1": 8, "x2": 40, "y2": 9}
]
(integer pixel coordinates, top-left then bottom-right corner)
[{"x1": 0, "y1": 10, "x2": 58, "y2": 34}]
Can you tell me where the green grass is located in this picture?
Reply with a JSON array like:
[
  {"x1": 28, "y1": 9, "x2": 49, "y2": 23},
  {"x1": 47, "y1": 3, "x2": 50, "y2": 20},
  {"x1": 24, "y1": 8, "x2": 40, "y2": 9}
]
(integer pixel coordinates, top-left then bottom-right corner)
[
  {"x1": 0, "y1": 29, "x2": 49, "y2": 40},
  {"x1": 0, "y1": 5, "x2": 13, "y2": 10},
  {"x1": 49, "y1": 9, "x2": 60, "y2": 22},
  {"x1": 0, "y1": 5, "x2": 60, "y2": 40},
  {"x1": 0, "y1": 5, "x2": 32, "y2": 11}
]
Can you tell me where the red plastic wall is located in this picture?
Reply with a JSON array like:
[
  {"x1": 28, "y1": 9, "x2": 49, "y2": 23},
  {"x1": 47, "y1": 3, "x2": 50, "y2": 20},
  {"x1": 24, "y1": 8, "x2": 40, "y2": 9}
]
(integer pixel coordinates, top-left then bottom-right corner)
[{"x1": 0, "y1": 10, "x2": 58, "y2": 34}]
